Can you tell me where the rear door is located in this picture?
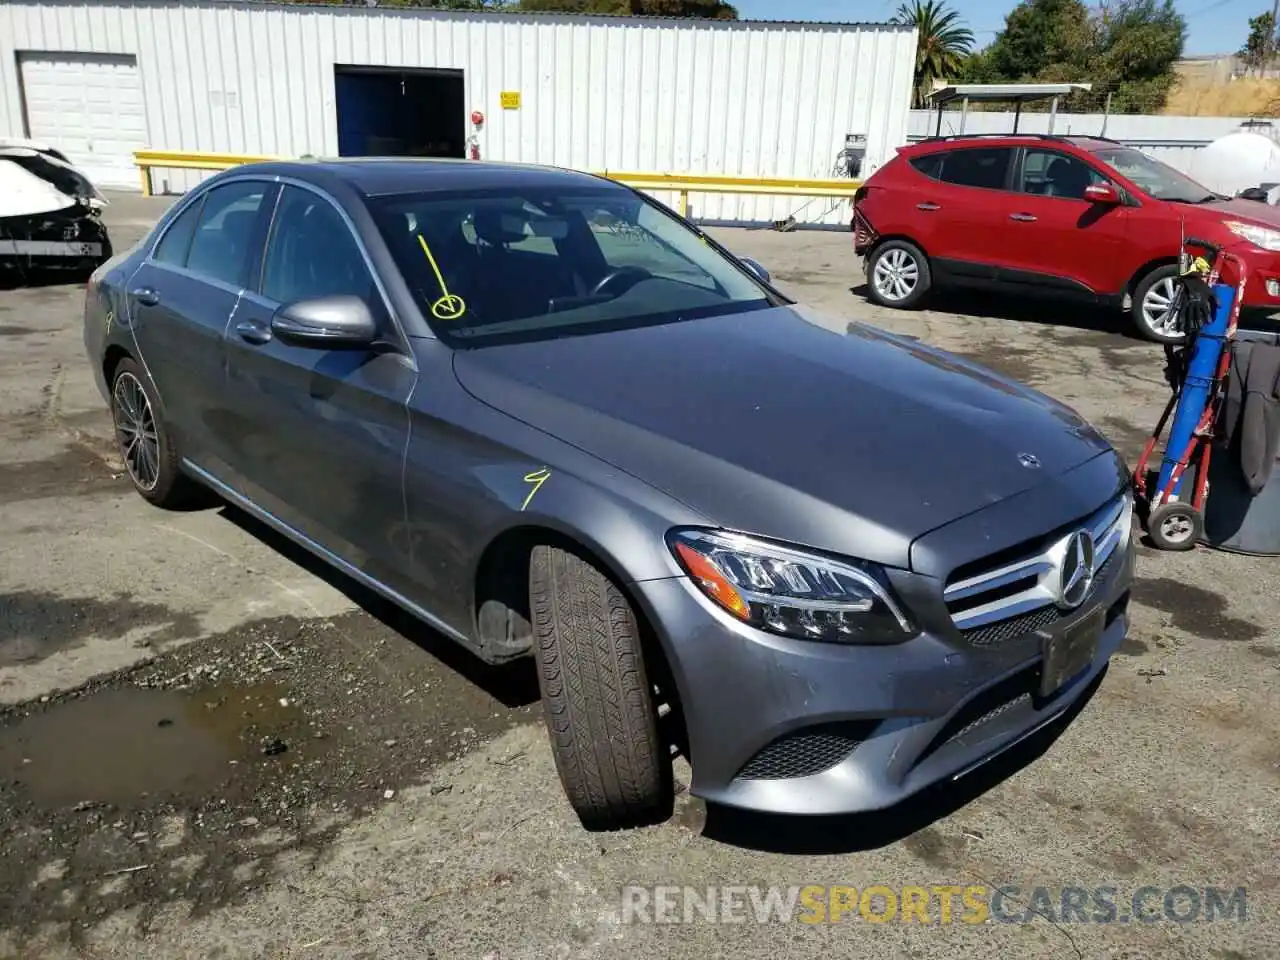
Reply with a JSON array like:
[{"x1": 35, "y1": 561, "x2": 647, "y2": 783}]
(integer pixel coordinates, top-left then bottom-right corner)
[
  {"x1": 914, "y1": 146, "x2": 1018, "y2": 282},
  {"x1": 999, "y1": 147, "x2": 1132, "y2": 296},
  {"x1": 219, "y1": 183, "x2": 419, "y2": 597},
  {"x1": 125, "y1": 178, "x2": 275, "y2": 481}
]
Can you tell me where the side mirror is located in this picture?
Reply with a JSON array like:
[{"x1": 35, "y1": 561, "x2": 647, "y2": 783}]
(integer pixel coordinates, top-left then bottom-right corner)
[
  {"x1": 271, "y1": 295, "x2": 377, "y2": 348},
  {"x1": 740, "y1": 256, "x2": 771, "y2": 285},
  {"x1": 1084, "y1": 183, "x2": 1121, "y2": 205}
]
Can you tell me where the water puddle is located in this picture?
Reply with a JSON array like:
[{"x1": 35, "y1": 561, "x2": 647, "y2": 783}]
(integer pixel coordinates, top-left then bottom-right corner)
[{"x1": 0, "y1": 682, "x2": 317, "y2": 809}]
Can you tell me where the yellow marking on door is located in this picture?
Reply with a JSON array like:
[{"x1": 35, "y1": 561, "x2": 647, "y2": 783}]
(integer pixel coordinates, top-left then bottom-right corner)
[{"x1": 521, "y1": 467, "x2": 551, "y2": 511}]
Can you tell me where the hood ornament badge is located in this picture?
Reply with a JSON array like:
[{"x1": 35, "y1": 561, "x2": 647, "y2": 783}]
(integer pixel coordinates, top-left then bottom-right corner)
[{"x1": 1018, "y1": 453, "x2": 1041, "y2": 469}]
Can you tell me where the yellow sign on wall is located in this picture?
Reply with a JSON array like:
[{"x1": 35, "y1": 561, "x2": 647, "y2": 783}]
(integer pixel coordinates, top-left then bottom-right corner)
[{"x1": 500, "y1": 91, "x2": 522, "y2": 110}]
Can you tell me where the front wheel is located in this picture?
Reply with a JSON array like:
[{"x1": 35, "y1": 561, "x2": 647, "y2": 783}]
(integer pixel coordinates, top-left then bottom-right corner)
[
  {"x1": 866, "y1": 239, "x2": 932, "y2": 309},
  {"x1": 1131, "y1": 265, "x2": 1185, "y2": 343},
  {"x1": 530, "y1": 544, "x2": 673, "y2": 831},
  {"x1": 1147, "y1": 501, "x2": 1203, "y2": 551}
]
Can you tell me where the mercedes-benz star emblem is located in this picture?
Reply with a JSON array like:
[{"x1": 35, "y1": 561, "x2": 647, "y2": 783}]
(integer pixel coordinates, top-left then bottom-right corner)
[
  {"x1": 1057, "y1": 530, "x2": 1096, "y2": 610},
  {"x1": 1018, "y1": 453, "x2": 1041, "y2": 469}
]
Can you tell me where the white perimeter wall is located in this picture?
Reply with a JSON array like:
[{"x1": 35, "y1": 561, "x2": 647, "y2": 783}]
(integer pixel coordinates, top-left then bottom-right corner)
[{"x1": 0, "y1": 1, "x2": 917, "y2": 224}]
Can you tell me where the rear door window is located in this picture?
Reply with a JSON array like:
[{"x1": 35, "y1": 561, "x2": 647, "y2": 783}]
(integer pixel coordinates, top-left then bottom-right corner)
[
  {"x1": 937, "y1": 148, "x2": 1013, "y2": 190},
  {"x1": 184, "y1": 181, "x2": 270, "y2": 288}
]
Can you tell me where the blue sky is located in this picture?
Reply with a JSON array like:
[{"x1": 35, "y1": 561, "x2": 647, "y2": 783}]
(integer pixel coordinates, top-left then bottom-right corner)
[{"x1": 733, "y1": 0, "x2": 1258, "y2": 56}]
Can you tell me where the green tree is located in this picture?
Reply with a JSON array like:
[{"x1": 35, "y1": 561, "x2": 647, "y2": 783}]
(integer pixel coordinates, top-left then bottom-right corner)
[
  {"x1": 517, "y1": 0, "x2": 737, "y2": 15},
  {"x1": 1239, "y1": 11, "x2": 1278, "y2": 73},
  {"x1": 968, "y1": 0, "x2": 1185, "y2": 112},
  {"x1": 891, "y1": 0, "x2": 975, "y2": 105}
]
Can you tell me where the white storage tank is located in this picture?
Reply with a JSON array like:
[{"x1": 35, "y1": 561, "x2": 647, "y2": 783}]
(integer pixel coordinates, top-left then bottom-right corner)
[{"x1": 1190, "y1": 123, "x2": 1280, "y2": 198}]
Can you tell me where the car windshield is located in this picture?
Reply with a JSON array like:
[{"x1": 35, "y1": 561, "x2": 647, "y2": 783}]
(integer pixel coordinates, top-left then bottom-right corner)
[
  {"x1": 1092, "y1": 147, "x2": 1220, "y2": 204},
  {"x1": 370, "y1": 185, "x2": 774, "y2": 344}
]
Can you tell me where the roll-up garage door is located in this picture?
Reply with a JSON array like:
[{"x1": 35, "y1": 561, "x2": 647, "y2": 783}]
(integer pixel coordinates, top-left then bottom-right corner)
[{"x1": 19, "y1": 52, "x2": 147, "y2": 190}]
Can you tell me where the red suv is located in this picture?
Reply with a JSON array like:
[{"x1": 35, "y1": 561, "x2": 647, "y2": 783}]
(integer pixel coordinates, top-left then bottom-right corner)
[{"x1": 852, "y1": 134, "x2": 1280, "y2": 342}]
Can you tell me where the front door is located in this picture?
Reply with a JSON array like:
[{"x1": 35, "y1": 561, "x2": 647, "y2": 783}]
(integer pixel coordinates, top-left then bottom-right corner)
[
  {"x1": 999, "y1": 147, "x2": 1131, "y2": 297},
  {"x1": 218, "y1": 183, "x2": 419, "y2": 597},
  {"x1": 125, "y1": 179, "x2": 275, "y2": 481}
]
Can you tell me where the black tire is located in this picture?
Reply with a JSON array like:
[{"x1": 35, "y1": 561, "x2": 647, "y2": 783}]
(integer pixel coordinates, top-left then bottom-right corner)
[
  {"x1": 530, "y1": 544, "x2": 673, "y2": 830},
  {"x1": 1131, "y1": 265, "x2": 1184, "y2": 343},
  {"x1": 1147, "y1": 501, "x2": 1203, "y2": 551},
  {"x1": 109, "y1": 357, "x2": 197, "y2": 509},
  {"x1": 865, "y1": 239, "x2": 932, "y2": 309}
]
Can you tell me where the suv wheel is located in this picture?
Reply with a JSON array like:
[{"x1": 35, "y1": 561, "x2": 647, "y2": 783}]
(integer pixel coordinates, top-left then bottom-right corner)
[
  {"x1": 1132, "y1": 265, "x2": 1185, "y2": 343},
  {"x1": 866, "y1": 239, "x2": 931, "y2": 309},
  {"x1": 110, "y1": 358, "x2": 197, "y2": 508},
  {"x1": 530, "y1": 544, "x2": 673, "y2": 831}
]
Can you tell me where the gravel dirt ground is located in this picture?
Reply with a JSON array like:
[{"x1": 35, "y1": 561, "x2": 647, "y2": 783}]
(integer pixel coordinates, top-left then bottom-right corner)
[{"x1": 1, "y1": 193, "x2": 1277, "y2": 959}]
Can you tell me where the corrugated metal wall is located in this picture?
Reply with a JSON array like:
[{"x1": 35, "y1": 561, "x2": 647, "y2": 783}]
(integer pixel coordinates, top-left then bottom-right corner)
[{"x1": 0, "y1": 1, "x2": 916, "y2": 224}]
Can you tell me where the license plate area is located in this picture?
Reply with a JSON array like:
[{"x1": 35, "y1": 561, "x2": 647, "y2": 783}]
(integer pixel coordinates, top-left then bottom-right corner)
[{"x1": 1039, "y1": 607, "x2": 1103, "y2": 699}]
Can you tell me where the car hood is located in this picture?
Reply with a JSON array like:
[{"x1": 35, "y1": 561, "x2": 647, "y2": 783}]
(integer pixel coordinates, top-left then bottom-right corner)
[
  {"x1": 451, "y1": 305, "x2": 1112, "y2": 568},
  {"x1": 1201, "y1": 197, "x2": 1280, "y2": 227}
]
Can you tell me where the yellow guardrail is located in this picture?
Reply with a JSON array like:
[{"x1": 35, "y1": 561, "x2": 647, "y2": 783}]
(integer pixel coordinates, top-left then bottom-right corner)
[{"x1": 134, "y1": 150, "x2": 861, "y2": 214}]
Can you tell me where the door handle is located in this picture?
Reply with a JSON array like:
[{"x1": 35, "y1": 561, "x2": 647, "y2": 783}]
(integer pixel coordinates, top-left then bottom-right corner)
[
  {"x1": 916, "y1": 202, "x2": 941, "y2": 211},
  {"x1": 235, "y1": 319, "x2": 273, "y2": 345},
  {"x1": 130, "y1": 286, "x2": 160, "y2": 306},
  {"x1": 1009, "y1": 213, "x2": 1038, "y2": 222}
]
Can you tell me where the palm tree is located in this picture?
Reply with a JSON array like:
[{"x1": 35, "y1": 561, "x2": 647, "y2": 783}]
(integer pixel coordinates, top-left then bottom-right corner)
[{"x1": 893, "y1": 0, "x2": 975, "y2": 107}]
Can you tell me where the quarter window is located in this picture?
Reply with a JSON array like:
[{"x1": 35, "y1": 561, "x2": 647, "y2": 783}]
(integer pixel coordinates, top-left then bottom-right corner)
[
  {"x1": 185, "y1": 181, "x2": 269, "y2": 287},
  {"x1": 1019, "y1": 150, "x2": 1106, "y2": 200},
  {"x1": 936, "y1": 148, "x2": 1013, "y2": 190},
  {"x1": 152, "y1": 197, "x2": 204, "y2": 266},
  {"x1": 261, "y1": 186, "x2": 377, "y2": 305},
  {"x1": 909, "y1": 153, "x2": 944, "y2": 181}
]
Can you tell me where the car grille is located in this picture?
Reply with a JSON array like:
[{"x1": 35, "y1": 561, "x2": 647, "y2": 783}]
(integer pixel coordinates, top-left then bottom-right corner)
[
  {"x1": 943, "y1": 493, "x2": 1131, "y2": 645},
  {"x1": 736, "y1": 723, "x2": 870, "y2": 780}
]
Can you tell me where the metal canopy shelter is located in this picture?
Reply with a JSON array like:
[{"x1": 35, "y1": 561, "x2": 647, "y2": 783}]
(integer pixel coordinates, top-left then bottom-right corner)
[{"x1": 926, "y1": 83, "x2": 1094, "y2": 137}]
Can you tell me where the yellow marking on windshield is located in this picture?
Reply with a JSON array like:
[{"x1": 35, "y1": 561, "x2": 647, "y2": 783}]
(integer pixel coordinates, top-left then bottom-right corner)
[
  {"x1": 521, "y1": 467, "x2": 551, "y2": 511},
  {"x1": 416, "y1": 233, "x2": 468, "y2": 321}
]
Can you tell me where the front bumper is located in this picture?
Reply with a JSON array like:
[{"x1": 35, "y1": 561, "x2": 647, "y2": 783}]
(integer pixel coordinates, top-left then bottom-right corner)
[{"x1": 633, "y1": 527, "x2": 1134, "y2": 817}]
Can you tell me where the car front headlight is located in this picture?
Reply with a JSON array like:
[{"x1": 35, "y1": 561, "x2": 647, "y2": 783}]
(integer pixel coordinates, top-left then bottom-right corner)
[
  {"x1": 668, "y1": 529, "x2": 915, "y2": 644},
  {"x1": 1225, "y1": 220, "x2": 1280, "y2": 251}
]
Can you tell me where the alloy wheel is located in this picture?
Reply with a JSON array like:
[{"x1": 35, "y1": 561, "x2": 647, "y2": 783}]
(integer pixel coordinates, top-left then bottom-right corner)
[
  {"x1": 1141, "y1": 277, "x2": 1184, "y2": 340},
  {"x1": 1157, "y1": 511, "x2": 1195, "y2": 545},
  {"x1": 112, "y1": 372, "x2": 160, "y2": 492},
  {"x1": 872, "y1": 248, "x2": 919, "y2": 303}
]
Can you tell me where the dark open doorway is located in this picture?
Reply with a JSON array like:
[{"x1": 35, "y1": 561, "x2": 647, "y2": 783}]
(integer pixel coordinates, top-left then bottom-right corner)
[{"x1": 334, "y1": 65, "x2": 465, "y2": 159}]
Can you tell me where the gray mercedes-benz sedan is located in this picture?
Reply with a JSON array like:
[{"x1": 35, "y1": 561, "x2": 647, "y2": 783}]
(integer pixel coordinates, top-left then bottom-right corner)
[{"x1": 83, "y1": 159, "x2": 1134, "y2": 830}]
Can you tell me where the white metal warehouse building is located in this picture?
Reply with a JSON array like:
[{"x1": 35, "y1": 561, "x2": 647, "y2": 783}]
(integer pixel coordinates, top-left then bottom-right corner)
[{"x1": 0, "y1": 0, "x2": 915, "y2": 223}]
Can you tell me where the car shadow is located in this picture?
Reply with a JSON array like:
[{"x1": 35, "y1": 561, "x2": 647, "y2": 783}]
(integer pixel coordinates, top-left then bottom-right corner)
[
  {"x1": 214, "y1": 502, "x2": 541, "y2": 710},
  {"x1": 0, "y1": 265, "x2": 95, "y2": 291},
  {"x1": 850, "y1": 282, "x2": 1133, "y2": 340},
  {"x1": 698, "y1": 668, "x2": 1105, "y2": 855}
]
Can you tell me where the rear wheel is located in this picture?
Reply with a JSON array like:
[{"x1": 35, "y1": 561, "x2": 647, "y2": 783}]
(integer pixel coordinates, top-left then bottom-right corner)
[
  {"x1": 866, "y1": 239, "x2": 931, "y2": 309},
  {"x1": 110, "y1": 358, "x2": 197, "y2": 509},
  {"x1": 1132, "y1": 265, "x2": 1184, "y2": 343},
  {"x1": 530, "y1": 544, "x2": 673, "y2": 831}
]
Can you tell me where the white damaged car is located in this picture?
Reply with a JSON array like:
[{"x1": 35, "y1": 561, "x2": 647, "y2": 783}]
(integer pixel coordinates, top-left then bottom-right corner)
[{"x1": 0, "y1": 137, "x2": 112, "y2": 281}]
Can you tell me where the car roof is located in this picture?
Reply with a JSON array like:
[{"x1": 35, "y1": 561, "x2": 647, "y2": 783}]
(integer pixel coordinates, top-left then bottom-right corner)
[
  {"x1": 901, "y1": 134, "x2": 1127, "y2": 155},
  {"x1": 228, "y1": 157, "x2": 623, "y2": 198}
]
